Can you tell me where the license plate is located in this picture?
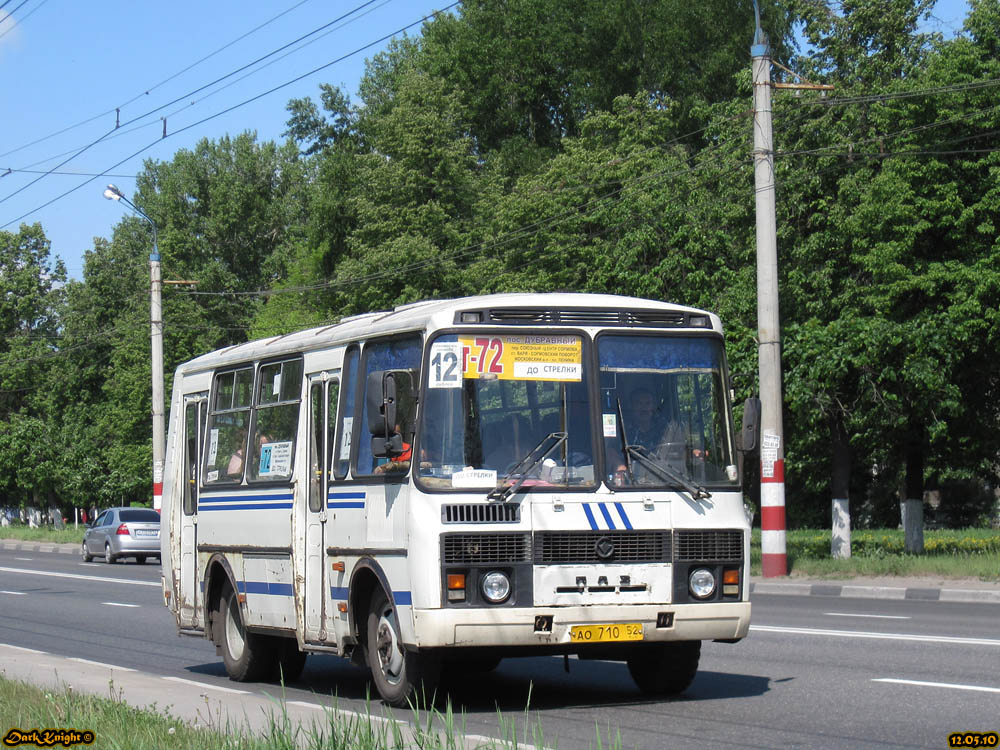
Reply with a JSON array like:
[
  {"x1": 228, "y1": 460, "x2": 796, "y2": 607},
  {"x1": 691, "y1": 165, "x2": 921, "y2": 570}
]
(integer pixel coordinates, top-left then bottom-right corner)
[
  {"x1": 134, "y1": 529, "x2": 158, "y2": 537},
  {"x1": 569, "y1": 623, "x2": 643, "y2": 643}
]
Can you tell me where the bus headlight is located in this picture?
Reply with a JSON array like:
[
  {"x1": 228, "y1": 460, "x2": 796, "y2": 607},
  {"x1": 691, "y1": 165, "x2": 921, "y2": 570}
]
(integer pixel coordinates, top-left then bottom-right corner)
[
  {"x1": 689, "y1": 568, "x2": 716, "y2": 599},
  {"x1": 481, "y1": 571, "x2": 511, "y2": 604}
]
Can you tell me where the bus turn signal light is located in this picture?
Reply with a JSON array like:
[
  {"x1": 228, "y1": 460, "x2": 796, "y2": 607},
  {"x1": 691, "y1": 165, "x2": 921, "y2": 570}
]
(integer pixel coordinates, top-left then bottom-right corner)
[
  {"x1": 447, "y1": 573, "x2": 466, "y2": 602},
  {"x1": 723, "y1": 569, "x2": 740, "y2": 585}
]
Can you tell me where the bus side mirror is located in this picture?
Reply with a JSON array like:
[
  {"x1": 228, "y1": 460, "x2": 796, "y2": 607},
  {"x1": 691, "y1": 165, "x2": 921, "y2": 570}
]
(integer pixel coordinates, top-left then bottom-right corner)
[
  {"x1": 366, "y1": 371, "x2": 398, "y2": 438},
  {"x1": 738, "y1": 396, "x2": 761, "y2": 453},
  {"x1": 368, "y1": 371, "x2": 406, "y2": 459}
]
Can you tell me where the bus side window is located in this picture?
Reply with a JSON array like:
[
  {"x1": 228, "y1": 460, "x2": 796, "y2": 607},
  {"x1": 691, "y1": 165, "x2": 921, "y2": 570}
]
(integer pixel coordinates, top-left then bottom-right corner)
[{"x1": 357, "y1": 337, "x2": 422, "y2": 475}]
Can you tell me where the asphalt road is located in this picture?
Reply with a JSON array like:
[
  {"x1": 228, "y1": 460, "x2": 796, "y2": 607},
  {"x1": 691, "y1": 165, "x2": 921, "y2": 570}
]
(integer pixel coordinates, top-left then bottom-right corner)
[{"x1": 1, "y1": 546, "x2": 997, "y2": 748}]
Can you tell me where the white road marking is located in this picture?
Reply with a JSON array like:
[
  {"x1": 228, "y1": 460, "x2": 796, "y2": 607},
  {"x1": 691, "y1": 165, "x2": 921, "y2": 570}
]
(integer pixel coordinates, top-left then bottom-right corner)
[
  {"x1": 102, "y1": 602, "x2": 141, "y2": 608},
  {"x1": 751, "y1": 624, "x2": 1000, "y2": 647},
  {"x1": 288, "y1": 700, "x2": 325, "y2": 710},
  {"x1": 14, "y1": 557, "x2": 33, "y2": 561},
  {"x1": 68, "y1": 657, "x2": 137, "y2": 672},
  {"x1": 0, "y1": 590, "x2": 26, "y2": 595},
  {"x1": 873, "y1": 678, "x2": 1000, "y2": 694},
  {"x1": 0, "y1": 566, "x2": 159, "y2": 587},
  {"x1": 824, "y1": 612, "x2": 911, "y2": 620},
  {"x1": 161, "y1": 676, "x2": 249, "y2": 695}
]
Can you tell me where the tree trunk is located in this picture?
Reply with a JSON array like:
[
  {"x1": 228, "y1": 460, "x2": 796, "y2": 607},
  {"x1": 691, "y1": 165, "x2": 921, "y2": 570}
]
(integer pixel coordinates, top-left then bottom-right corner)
[
  {"x1": 901, "y1": 429, "x2": 924, "y2": 554},
  {"x1": 830, "y1": 414, "x2": 851, "y2": 559}
]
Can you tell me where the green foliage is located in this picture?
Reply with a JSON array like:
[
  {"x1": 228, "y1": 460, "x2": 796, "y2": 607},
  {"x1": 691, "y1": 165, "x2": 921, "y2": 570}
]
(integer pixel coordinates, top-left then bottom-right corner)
[{"x1": 6, "y1": 0, "x2": 1000, "y2": 527}]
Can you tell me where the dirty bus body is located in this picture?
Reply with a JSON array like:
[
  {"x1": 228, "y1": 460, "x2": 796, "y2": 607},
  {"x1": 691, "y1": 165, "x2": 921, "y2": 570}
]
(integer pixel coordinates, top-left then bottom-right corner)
[{"x1": 160, "y1": 293, "x2": 751, "y2": 706}]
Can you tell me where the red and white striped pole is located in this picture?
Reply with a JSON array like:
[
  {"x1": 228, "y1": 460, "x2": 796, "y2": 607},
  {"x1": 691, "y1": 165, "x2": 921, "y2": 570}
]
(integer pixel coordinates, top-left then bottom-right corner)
[{"x1": 752, "y1": 12, "x2": 787, "y2": 576}]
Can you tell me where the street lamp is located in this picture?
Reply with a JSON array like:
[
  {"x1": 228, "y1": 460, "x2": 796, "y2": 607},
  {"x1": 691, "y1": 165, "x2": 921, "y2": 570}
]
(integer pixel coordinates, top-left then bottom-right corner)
[{"x1": 104, "y1": 184, "x2": 165, "y2": 512}]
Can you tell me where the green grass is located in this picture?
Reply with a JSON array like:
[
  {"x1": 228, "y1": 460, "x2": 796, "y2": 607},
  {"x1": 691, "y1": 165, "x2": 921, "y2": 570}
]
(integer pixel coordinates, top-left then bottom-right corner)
[
  {"x1": 751, "y1": 528, "x2": 1000, "y2": 581},
  {"x1": 0, "y1": 523, "x2": 86, "y2": 545},
  {"x1": 0, "y1": 675, "x2": 570, "y2": 750}
]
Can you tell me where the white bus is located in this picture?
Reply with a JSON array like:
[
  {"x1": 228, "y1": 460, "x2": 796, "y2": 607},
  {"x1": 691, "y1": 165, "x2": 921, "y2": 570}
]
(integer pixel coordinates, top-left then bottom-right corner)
[{"x1": 161, "y1": 293, "x2": 752, "y2": 706}]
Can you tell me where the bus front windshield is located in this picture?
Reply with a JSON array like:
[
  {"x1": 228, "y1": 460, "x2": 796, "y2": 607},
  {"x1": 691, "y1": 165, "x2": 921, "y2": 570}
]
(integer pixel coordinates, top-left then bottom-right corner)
[
  {"x1": 598, "y1": 334, "x2": 738, "y2": 490},
  {"x1": 417, "y1": 333, "x2": 595, "y2": 491}
]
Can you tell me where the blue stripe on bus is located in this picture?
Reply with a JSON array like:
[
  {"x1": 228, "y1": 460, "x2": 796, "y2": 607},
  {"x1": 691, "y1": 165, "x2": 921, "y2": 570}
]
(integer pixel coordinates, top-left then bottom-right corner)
[
  {"x1": 199, "y1": 493, "x2": 294, "y2": 503},
  {"x1": 328, "y1": 490, "x2": 365, "y2": 509},
  {"x1": 614, "y1": 502, "x2": 633, "y2": 530},
  {"x1": 598, "y1": 502, "x2": 616, "y2": 530},
  {"x1": 582, "y1": 503, "x2": 599, "y2": 530},
  {"x1": 328, "y1": 501, "x2": 365, "y2": 509},
  {"x1": 331, "y1": 586, "x2": 349, "y2": 600},
  {"x1": 199, "y1": 503, "x2": 293, "y2": 511},
  {"x1": 242, "y1": 581, "x2": 294, "y2": 597},
  {"x1": 329, "y1": 587, "x2": 411, "y2": 606},
  {"x1": 328, "y1": 491, "x2": 366, "y2": 499}
]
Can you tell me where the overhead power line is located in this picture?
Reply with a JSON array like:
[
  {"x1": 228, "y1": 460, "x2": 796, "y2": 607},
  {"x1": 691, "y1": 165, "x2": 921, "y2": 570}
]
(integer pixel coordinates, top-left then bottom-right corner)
[
  {"x1": 0, "y1": 0, "x2": 330, "y2": 160},
  {"x1": 0, "y1": 3, "x2": 459, "y2": 231}
]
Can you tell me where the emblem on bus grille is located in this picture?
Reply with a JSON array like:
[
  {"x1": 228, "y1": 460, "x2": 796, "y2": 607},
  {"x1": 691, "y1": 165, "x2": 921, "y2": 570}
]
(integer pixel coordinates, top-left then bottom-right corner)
[{"x1": 594, "y1": 536, "x2": 615, "y2": 560}]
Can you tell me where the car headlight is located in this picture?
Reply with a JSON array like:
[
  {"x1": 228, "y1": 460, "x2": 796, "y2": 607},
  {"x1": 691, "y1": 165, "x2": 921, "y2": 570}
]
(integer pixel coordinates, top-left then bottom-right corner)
[
  {"x1": 481, "y1": 571, "x2": 511, "y2": 604},
  {"x1": 689, "y1": 568, "x2": 716, "y2": 599}
]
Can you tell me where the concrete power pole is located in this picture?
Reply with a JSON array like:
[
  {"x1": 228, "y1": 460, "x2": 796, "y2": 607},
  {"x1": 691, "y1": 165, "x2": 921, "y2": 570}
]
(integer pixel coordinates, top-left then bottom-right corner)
[{"x1": 751, "y1": 5, "x2": 787, "y2": 577}]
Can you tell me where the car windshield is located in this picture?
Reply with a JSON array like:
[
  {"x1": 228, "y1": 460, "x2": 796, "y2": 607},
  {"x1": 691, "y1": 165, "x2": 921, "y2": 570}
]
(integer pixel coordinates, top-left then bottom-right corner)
[
  {"x1": 598, "y1": 334, "x2": 738, "y2": 490},
  {"x1": 417, "y1": 333, "x2": 595, "y2": 491}
]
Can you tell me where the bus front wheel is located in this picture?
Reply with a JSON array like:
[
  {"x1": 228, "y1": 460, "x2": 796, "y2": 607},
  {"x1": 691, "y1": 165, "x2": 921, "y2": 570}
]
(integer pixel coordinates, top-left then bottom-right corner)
[
  {"x1": 214, "y1": 581, "x2": 275, "y2": 682},
  {"x1": 626, "y1": 640, "x2": 701, "y2": 696},
  {"x1": 366, "y1": 589, "x2": 439, "y2": 706}
]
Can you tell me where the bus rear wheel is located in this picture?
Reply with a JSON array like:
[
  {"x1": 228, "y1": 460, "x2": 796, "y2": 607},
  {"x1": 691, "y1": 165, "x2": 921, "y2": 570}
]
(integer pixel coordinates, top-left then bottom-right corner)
[
  {"x1": 366, "y1": 589, "x2": 439, "y2": 707},
  {"x1": 626, "y1": 640, "x2": 701, "y2": 696},
  {"x1": 214, "y1": 581, "x2": 276, "y2": 682}
]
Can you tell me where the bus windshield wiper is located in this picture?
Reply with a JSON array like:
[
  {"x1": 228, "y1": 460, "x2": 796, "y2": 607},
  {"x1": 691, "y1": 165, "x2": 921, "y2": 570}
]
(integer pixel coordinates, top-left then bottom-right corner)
[
  {"x1": 486, "y1": 432, "x2": 568, "y2": 503},
  {"x1": 625, "y1": 444, "x2": 711, "y2": 501}
]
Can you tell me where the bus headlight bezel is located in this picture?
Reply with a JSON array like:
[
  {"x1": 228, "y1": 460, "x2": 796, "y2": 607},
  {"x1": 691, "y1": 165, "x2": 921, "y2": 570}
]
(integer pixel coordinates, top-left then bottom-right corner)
[
  {"x1": 689, "y1": 567, "x2": 717, "y2": 599},
  {"x1": 481, "y1": 570, "x2": 512, "y2": 604}
]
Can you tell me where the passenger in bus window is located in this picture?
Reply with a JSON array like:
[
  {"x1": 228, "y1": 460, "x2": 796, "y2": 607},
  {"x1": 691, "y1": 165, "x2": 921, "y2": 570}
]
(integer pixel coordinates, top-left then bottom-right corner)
[{"x1": 227, "y1": 428, "x2": 248, "y2": 478}]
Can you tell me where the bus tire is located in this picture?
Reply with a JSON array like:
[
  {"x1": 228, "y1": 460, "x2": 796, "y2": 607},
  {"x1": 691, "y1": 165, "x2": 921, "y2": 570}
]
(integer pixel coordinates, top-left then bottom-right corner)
[
  {"x1": 626, "y1": 640, "x2": 700, "y2": 696},
  {"x1": 274, "y1": 637, "x2": 307, "y2": 683},
  {"x1": 215, "y1": 581, "x2": 275, "y2": 682},
  {"x1": 366, "y1": 589, "x2": 440, "y2": 707}
]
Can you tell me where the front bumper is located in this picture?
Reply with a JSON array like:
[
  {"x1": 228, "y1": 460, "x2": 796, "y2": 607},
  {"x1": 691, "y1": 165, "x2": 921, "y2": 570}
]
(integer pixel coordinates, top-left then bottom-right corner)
[{"x1": 410, "y1": 601, "x2": 751, "y2": 649}]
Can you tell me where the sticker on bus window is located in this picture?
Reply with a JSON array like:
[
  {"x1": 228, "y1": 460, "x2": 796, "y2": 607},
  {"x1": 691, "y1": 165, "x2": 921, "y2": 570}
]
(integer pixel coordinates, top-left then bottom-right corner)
[
  {"x1": 340, "y1": 417, "x2": 353, "y2": 456},
  {"x1": 603, "y1": 414, "x2": 617, "y2": 438},
  {"x1": 454, "y1": 335, "x2": 582, "y2": 383},
  {"x1": 259, "y1": 441, "x2": 292, "y2": 476},
  {"x1": 428, "y1": 341, "x2": 463, "y2": 388},
  {"x1": 207, "y1": 429, "x2": 219, "y2": 464},
  {"x1": 452, "y1": 467, "x2": 498, "y2": 488}
]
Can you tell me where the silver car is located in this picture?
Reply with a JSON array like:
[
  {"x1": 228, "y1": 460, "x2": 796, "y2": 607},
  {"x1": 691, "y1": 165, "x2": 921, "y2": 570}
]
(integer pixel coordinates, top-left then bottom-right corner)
[{"x1": 82, "y1": 507, "x2": 160, "y2": 564}]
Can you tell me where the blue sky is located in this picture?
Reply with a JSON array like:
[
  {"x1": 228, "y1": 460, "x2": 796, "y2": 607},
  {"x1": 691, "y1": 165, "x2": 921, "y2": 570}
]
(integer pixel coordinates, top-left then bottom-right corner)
[{"x1": 0, "y1": 0, "x2": 972, "y2": 281}]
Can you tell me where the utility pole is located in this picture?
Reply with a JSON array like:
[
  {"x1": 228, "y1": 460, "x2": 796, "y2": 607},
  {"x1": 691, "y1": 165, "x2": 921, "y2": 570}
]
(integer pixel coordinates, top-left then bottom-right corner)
[
  {"x1": 751, "y1": 4, "x2": 786, "y2": 577},
  {"x1": 104, "y1": 185, "x2": 165, "y2": 512}
]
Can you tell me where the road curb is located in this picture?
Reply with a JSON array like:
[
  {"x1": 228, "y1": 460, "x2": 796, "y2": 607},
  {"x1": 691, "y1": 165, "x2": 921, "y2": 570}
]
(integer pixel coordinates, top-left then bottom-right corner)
[
  {"x1": 750, "y1": 581, "x2": 1000, "y2": 604},
  {"x1": 2, "y1": 540, "x2": 79, "y2": 554}
]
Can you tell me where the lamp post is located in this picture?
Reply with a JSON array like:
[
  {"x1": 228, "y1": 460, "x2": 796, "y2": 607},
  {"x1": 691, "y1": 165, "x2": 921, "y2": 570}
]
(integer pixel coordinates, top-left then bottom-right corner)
[{"x1": 104, "y1": 184, "x2": 165, "y2": 512}]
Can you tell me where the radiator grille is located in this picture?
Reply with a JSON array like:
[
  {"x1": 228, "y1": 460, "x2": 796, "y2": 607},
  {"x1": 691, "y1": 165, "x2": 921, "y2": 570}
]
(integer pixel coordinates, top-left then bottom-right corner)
[
  {"x1": 534, "y1": 531, "x2": 671, "y2": 564},
  {"x1": 674, "y1": 530, "x2": 743, "y2": 561},
  {"x1": 442, "y1": 503, "x2": 520, "y2": 524},
  {"x1": 442, "y1": 533, "x2": 531, "y2": 564}
]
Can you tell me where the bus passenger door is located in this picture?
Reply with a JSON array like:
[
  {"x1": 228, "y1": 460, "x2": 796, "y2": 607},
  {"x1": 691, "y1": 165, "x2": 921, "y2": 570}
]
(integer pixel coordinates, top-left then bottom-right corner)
[
  {"x1": 305, "y1": 374, "x2": 338, "y2": 643},
  {"x1": 180, "y1": 394, "x2": 206, "y2": 629}
]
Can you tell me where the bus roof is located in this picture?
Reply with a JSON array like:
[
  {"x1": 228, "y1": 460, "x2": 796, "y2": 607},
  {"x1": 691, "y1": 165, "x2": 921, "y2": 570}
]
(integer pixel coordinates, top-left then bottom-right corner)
[{"x1": 176, "y1": 292, "x2": 720, "y2": 375}]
